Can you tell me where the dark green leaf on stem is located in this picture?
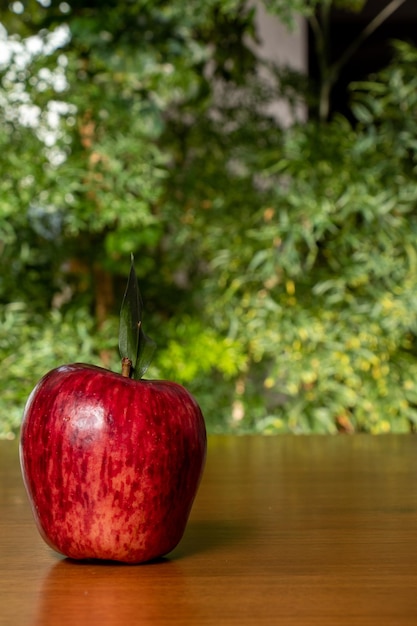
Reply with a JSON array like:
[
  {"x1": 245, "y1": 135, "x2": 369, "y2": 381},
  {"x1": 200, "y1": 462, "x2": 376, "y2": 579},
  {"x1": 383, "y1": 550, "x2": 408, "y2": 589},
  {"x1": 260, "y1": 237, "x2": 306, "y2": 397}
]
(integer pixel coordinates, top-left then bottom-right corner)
[{"x1": 119, "y1": 255, "x2": 155, "y2": 379}]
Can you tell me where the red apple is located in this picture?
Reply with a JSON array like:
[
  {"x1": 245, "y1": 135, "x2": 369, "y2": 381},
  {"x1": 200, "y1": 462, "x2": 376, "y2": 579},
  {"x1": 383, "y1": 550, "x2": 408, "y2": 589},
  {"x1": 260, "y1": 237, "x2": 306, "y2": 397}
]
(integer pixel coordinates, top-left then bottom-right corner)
[
  {"x1": 19, "y1": 257, "x2": 206, "y2": 564},
  {"x1": 20, "y1": 362, "x2": 206, "y2": 563}
]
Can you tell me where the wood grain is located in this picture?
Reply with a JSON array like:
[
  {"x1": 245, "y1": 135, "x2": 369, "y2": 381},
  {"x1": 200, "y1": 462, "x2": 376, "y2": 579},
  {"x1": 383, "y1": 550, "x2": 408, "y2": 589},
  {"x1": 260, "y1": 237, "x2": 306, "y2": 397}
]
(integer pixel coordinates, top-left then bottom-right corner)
[{"x1": 2, "y1": 435, "x2": 417, "y2": 625}]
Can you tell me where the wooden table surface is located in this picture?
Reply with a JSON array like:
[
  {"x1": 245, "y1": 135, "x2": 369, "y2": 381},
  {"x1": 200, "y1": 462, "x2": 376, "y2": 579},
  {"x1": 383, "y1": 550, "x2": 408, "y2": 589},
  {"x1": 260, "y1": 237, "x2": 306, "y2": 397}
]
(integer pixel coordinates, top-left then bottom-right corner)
[{"x1": 2, "y1": 434, "x2": 417, "y2": 626}]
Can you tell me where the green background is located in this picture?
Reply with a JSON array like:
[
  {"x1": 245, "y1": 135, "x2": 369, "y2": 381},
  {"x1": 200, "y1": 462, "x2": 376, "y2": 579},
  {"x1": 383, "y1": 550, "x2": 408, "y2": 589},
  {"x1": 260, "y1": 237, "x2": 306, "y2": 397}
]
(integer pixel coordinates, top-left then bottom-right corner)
[{"x1": 2, "y1": 0, "x2": 417, "y2": 438}]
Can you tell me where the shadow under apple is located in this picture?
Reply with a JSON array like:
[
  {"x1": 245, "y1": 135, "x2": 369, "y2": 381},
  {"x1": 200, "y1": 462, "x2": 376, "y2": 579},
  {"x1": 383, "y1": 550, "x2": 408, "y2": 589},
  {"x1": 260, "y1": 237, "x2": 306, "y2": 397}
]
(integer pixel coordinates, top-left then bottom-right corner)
[{"x1": 170, "y1": 518, "x2": 253, "y2": 559}]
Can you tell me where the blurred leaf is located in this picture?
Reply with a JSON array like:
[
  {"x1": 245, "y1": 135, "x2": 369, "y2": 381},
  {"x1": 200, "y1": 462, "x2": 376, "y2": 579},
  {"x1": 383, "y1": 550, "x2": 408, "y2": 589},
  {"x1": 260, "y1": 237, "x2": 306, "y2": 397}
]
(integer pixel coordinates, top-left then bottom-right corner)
[{"x1": 119, "y1": 255, "x2": 155, "y2": 379}]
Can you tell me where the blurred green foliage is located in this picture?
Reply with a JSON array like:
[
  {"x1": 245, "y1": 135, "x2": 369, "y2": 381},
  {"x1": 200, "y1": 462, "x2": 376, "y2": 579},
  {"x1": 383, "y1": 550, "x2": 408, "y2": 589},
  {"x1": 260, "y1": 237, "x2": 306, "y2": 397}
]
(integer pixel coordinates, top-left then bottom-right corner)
[{"x1": 1, "y1": 1, "x2": 417, "y2": 437}]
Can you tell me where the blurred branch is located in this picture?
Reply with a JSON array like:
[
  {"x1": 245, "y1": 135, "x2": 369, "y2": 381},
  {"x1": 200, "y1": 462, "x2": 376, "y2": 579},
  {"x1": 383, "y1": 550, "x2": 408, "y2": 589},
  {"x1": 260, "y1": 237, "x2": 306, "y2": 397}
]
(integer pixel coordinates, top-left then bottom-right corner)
[{"x1": 309, "y1": 0, "x2": 407, "y2": 120}]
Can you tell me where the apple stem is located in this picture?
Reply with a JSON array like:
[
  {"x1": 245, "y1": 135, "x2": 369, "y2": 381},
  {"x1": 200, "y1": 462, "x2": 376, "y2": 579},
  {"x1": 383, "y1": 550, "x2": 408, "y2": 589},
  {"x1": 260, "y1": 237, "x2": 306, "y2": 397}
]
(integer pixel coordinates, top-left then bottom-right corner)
[{"x1": 121, "y1": 357, "x2": 132, "y2": 378}]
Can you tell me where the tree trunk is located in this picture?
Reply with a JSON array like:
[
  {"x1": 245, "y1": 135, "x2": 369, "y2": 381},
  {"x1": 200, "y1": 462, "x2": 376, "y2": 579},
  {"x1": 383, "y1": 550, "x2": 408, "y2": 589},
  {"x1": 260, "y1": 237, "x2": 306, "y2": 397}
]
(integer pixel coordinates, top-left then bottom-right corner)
[{"x1": 93, "y1": 263, "x2": 114, "y2": 328}]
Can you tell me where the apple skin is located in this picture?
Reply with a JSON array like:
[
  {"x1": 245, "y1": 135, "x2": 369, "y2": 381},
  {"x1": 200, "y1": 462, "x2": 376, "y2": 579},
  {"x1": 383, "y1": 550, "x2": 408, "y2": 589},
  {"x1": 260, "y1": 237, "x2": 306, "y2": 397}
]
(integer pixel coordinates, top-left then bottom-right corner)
[{"x1": 19, "y1": 363, "x2": 206, "y2": 564}]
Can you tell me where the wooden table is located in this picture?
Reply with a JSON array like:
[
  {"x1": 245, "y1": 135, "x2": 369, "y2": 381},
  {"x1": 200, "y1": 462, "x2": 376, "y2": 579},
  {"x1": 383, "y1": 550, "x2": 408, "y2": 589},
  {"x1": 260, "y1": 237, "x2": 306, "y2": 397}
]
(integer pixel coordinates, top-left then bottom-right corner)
[{"x1": 2, "y1": 434, "x2": 417, "y2": 626}]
